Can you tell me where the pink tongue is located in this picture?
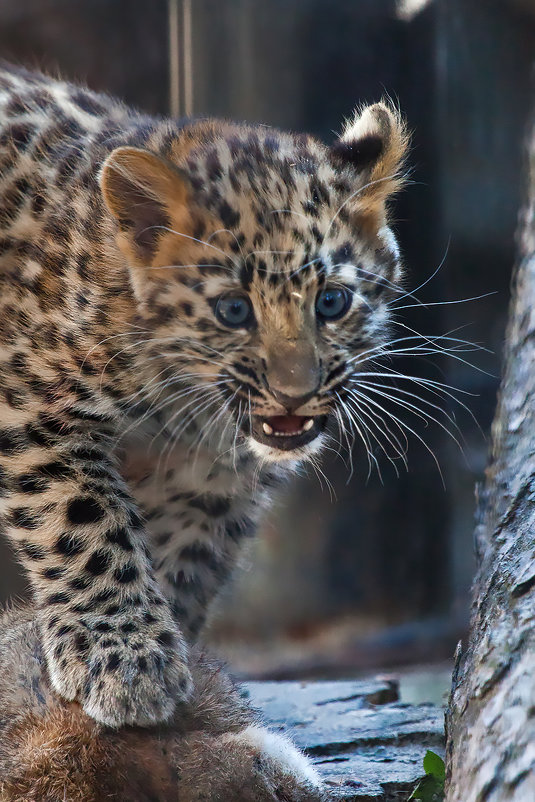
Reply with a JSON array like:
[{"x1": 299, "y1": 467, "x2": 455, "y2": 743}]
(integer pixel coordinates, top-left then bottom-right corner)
[{"x1": 267, "y1": 415, "x2": 306, "y2": 434}]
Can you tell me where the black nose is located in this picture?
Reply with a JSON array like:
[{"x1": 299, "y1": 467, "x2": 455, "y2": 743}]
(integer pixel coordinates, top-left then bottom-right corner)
[{"x1": 270, "y1": 388, "x2": 317, "y2": 412}]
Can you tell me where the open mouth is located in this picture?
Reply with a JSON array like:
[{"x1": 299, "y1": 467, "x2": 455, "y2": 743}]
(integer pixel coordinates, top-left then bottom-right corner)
[{"x1": 250, "y1": 414, "x2": 327, "y2": 450}]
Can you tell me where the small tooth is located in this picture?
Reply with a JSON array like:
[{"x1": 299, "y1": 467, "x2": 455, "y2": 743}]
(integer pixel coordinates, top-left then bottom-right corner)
[
  {"x1": 303, "y1": 418, "x2": 314, "y2": 432},
  {"x1": 262, "y1": 422, "x2": 274, "y2": 435}
]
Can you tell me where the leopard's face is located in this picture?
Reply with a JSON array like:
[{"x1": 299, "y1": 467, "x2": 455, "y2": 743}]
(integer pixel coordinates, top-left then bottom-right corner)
[
  {"x1": 101, "y1": 103, "x2": 408, "y2": 463},
  {"x1": 141, "y1": 208, "x2": 400, "y2": 464}
]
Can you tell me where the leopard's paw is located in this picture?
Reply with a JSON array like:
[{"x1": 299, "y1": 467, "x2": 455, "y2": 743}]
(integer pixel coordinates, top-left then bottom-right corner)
[{"x1": 43, "y1": 609, "x2": 192, "y2": 728}]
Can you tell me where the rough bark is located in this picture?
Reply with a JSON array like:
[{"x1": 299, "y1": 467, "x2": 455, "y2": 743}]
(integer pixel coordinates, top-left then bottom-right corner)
[{"x1": 445, "y1": 124, "x2": 535, "y2": 800}]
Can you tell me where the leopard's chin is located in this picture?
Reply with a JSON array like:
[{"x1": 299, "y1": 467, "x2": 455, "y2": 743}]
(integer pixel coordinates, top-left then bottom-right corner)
[{"x1": 248, "y1": 414, "x2": 328, "y2": 452}]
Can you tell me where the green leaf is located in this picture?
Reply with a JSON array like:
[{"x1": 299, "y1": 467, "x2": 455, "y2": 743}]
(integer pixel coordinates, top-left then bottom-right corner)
[
  {"x1": 408, "y1": 751, "x2": 445, "y2": 801},
  {"x1": 423, "y1": 750, "x2": 445, "y2": 780}
]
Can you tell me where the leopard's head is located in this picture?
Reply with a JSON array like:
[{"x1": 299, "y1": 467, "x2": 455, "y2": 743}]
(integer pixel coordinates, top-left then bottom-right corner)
[{"x1": 101, "y1": 102, "x2": 409, "y2": 463}]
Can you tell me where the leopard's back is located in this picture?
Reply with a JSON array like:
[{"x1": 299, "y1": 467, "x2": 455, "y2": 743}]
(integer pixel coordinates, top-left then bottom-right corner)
[
  {"x1": 0, "y1": 65, "x2": 130, "y2": 255},
  {"x1": 0, "y1": 65, "x2": 171, "y2": 371}
]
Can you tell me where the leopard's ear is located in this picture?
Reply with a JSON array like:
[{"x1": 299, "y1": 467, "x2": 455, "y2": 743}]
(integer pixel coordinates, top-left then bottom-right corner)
[
  {"x1": 330, "y1": 101, "x2": 409, "y2": 228},
  {"x1": 100, "y1": 147, "x2": 192, "y2": 265}
]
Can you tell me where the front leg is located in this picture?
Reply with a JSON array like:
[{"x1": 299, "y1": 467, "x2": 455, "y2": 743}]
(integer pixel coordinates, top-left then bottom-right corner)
[
  {"x1": 149, "y1": 487, "x2": 257, "y2": 642},
  {"x1": 124, "y1": 445, "x2": 262, "y2": 642},
  {"x1": 0, "y1": 406, "x2": 191, "y2": 728}
]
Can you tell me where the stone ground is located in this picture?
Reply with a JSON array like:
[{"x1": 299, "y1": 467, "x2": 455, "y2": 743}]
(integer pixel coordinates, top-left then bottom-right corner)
[{"x1": 247, "y1": 678, "x2": 445, "y2": 801}]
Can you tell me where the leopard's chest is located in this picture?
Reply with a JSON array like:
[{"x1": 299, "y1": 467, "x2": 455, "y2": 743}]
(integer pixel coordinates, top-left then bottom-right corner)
[{"x1": 117, "y1": 427, "x2": 260, "y2": 529}]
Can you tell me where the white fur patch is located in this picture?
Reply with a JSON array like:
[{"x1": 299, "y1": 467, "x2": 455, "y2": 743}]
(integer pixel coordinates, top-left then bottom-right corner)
[
  {"x1": 337, "y1": 263, "x2": 358, "y2": 284},
  {"x1": 246, "y1": 432, "x2": 325, "y2": 464},
  {"x1": 341, "y1": 105, "x2": 378, "y2": 144},
  {"x1": 232, "y1": 724, "x2": 322, "y2": 788},
  {"x1": 377, "y1": 225, "x2": 400, "y2": 260}
]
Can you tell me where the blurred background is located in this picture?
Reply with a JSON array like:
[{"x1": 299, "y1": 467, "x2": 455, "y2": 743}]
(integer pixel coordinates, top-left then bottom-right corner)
[{"x1": 1, "y1": 0, "x2": 534, "y2": 700}]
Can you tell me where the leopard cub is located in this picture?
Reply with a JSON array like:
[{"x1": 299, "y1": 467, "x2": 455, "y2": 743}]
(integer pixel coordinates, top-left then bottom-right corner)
[{"x1": 0, "y1": 64, "x2": 408, "y2": 729}]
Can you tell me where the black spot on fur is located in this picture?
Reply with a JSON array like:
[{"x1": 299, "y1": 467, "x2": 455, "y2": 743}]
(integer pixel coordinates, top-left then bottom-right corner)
[
  {"x1": 26, "y1": 423, "x2": 54, "y2": 448},
  {"x1": 54, "y1": 643, "x2": 65, "y2": 659},
  {"x1": 113, "y1": 563, "x2": 139, "y2": 584},
  {"x1": 10, "y1": 352, "x2": 27, "y2": 374},
  {"x1": 56, "y1": 625, "x2": 73, "y2": 637},
  {"x1": 332, "y1": 242, "x2": 354, "y2": 265},
  {"x1": 47, "y1": 592, "x2": 70, "y2": 605},
  {"x1": 0, "y1": 466, "x2": 9, "y2": 497},
  {"x1": 218, "y1": 200, "x2": 240, "y2": 229},
  {"x1": 127, "y1": 508, "x2": 144, "y2": 529},
  {"x1": 31, "y1": 189, "x2": 46, "y2": 216},
  {"x1": 71, "y1": 445, "x2": 107, "y2": 462},
  {"x1": 36, "y1": 460, "x2": 73, "y2": 480},
  {"x1": 325, "y1": 362, "x2": 347, "y2": 385},
  {"x1": 240, "y1": 261, "x2": 254, "y2": 290},
  {"x1": 21, "y1": 542, "x2": 46, "y2": 561},
  {"x1": 18, "y1": 473, "x2": 49, "y2": 494},
  {"x1": 94, "y1": 621, "x2": 113, "y2": 633},
  {"x1": 85, "y1": 549, "x2": 112, "y2": 575},
  {"x1": 74, "y1": 632, "x2": 90, "y2": 654},
  {"x1": 67, "y1": 496, "x2": 106, "y2": 525},
  {"x1": 6, "y1": 122, "x2": 36, "y2": 150},
  {"x1": 157, "y1": 630, "x2": 175, "y2": 648},
  {"x1": 43, "y1": 566, "x2": 65, "y2": 580},
  {"x1": 90, "y1": 660, "x2": 102, "y2": 678},
  {"x1": 39, "y1": 414, "x2": 69, "y2": 436},
  {"x1": 0, "y1": 427, "x2": 26, "y2": 455},
  {"x1": 90, "y1": 589, "x2": 117, "y2": 605},
  {"x1": 224, "y1": 517, "x2": 255, "y2": 542},
  {"x1": 205, "y1": 148, "x2": 223, "y2": 180},
  {"x1": 106, "y1": 652, "x2": 121, "y2": 671},
  {"x1": 179, "y1": 542, "x2": 220, "y2": 572},
  {"x1": 5, "y1": 388, "x2": 25, "y2": 409},
  {"x1": 70, "y1": 576, "x2": 90, "y2": 591},
  {"x1": 10, "y1": 507, "x2": 40, "y2": 529},
  {"x1": 232, "y1": 362, "x2": 260, "y2": 383},
  {"x1": 76, "y1": 253, "x2": 90, "y2": 280},
  {"x1": 68, "y1": 379, "x2": 94, "y2": 403},
  {"x1": 105, "y1": 526, "x2": 133, "y2": 551},
  {"x1": 187, "y1": 494, "x2": 231, "y2": 517},
  {"x1": 56, "y1": 533, "x2": 85, "y2": 557},
  {"x1": 79, "y1": 360, "x2": 98, "y2": 377}
]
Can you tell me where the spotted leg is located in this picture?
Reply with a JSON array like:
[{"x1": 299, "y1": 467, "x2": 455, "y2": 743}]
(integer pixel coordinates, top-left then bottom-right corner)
[
  {"x1": 122, "y1": 443, "x2": 263, "y2": 643},
  {"x1": 0, "y1": 403, "x2": 191, "y2": 728}
]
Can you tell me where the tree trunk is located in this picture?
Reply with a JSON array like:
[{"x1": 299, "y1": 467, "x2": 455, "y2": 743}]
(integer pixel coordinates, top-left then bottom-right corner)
[{"x1": 445, "y1": 124, "x2": 535, "y2": 800}]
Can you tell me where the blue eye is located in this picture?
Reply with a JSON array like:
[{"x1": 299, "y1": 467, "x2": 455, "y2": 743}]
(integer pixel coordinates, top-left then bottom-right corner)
[
  {"x1": 315, "y1": 286, "x2": 352, "y2": 321},
  {"x1": 215, "y1": 295, "x2": 254, "y2": 327}
]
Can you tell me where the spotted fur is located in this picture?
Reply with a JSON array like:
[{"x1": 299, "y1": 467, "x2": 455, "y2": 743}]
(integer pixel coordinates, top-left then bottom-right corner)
[
  {"x1": 0, "y1": 64, "x2": 408, "y2": 728},
  {"x1": 0, "y1": 606, "x2": 326, "y2": 801}
]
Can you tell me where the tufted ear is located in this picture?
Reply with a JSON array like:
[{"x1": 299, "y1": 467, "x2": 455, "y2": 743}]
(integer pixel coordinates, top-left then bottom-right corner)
[
  {"x1": 100, "y1": 146, "x2": 193, "y2": 266},
  {"x1": 330, "y1": 101, "x2": 409, "y2": 228}
]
